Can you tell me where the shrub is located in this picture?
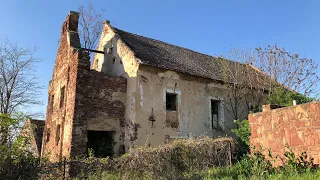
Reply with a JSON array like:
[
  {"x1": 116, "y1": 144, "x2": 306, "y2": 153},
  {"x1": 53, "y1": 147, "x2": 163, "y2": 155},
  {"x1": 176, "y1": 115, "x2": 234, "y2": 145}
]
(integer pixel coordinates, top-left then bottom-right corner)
[
  {"x1": 70, "y1": 137, "x2": 235, "y2": 179},
  {"x1": 0, "y1": 113, "x2": 40, "y2": 180},
  {"x1": 232, "y1": 119, "x2": 250, "y2": 158},
  {"x1": 202, "y1": 147, "x2": 319, "y2": 180},
  {"x1": 268, "y1": 87, "x2": 314, "y2": 107}
]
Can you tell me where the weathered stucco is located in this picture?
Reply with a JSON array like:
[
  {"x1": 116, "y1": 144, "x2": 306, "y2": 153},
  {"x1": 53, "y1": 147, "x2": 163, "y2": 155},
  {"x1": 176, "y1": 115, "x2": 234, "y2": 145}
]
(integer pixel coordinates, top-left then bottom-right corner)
[
  {"x1": 92, "y1": 21, "x2": 263, "y2": 150},
  {"x1": 133, "y1": 66, "x2": 248, "y2": 147}
]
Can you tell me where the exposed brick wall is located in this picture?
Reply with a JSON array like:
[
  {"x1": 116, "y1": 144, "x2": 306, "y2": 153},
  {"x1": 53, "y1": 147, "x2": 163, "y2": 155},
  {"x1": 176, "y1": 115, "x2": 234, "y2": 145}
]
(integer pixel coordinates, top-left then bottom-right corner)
[
  {"x1": 249, "y1": 101, "x2": 320, "y2": 165},
  {"x1": 71, "y1": 65, "x2": 127, "y2": 157},
  {"x1": 41, "y1": 11, "x2": 127, "y2": 162}
]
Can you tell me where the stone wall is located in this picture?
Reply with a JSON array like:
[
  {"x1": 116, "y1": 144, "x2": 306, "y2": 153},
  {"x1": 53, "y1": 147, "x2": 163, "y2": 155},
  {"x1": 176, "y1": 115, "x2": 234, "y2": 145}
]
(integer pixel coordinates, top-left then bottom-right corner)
[
  {"x1": 249, "y1": 101, "x2": 320, "y2": 165},
  {"x1": 41, "y1": 11, "x2": 127, "y2": 162}
]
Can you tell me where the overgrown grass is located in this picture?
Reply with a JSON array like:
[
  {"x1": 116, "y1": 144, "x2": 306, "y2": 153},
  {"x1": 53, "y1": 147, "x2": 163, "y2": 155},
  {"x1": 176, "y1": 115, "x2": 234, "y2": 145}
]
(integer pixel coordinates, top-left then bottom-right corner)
[
  {"x1": 72, "y1": 137, "x2": 235, "y2": 179},
  {"x1": 77, "y1": 146, "x2": 320, "y2": 180}
]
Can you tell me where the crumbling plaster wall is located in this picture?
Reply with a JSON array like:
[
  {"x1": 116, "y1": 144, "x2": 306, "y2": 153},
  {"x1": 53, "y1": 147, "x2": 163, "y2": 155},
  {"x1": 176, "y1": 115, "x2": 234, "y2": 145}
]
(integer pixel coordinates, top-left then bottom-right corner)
[
  {"x1": 92, "y1": 22, "x2": 263, "y2": 151},
  {"x1": 92, "y1": 23, "x2": 140, "y2": 152},
  {"x1": 134, "y1": 66, "x2": 251, "y2": 147}
]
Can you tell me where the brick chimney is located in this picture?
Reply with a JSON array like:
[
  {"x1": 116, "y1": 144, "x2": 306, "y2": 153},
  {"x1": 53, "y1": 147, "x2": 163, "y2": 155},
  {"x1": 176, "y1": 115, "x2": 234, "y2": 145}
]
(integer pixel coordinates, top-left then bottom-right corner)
[{"x1": 62, "y1": 11, "x2": 79, "y2": 33}]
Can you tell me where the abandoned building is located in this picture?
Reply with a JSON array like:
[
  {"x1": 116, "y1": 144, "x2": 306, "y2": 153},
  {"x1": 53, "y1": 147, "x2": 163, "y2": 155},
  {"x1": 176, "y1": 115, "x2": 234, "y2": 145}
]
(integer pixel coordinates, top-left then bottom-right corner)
[
  {"x1": 21, "y1": 119, "x2": 45, "y2": 157},
  {"x1": 41, "y1": 11, "x2": 268, "y2": 161}
]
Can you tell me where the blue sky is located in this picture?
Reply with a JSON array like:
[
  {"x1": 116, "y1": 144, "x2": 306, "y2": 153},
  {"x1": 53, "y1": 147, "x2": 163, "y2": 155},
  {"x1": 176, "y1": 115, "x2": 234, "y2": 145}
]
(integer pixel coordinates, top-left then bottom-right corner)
[{"x1": 0, "y1": 0, "x2": 319, "y2": 117}]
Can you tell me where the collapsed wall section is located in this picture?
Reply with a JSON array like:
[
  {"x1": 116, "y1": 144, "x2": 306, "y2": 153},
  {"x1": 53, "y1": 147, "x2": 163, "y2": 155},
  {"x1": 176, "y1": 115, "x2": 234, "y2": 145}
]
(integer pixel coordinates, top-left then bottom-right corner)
[
  {"x1": 71, "y1": 68, "x2": 127, "y2": 157},
  {"x1": 41, "y1": 11, "x2": 127, "y2": 162}
]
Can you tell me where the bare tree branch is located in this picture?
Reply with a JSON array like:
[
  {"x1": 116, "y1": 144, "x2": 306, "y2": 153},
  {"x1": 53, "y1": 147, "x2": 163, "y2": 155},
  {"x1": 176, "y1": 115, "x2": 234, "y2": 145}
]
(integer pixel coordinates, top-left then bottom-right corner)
[
  {"x1": 78, "y1": 4, "x2": 105, "y2": 53},
  {"x1": 0, "y1": 38, "x2": 43, "y2": 115},
  {"x1": 253, "y1": 44, "x2": 320, "y2": 96}
]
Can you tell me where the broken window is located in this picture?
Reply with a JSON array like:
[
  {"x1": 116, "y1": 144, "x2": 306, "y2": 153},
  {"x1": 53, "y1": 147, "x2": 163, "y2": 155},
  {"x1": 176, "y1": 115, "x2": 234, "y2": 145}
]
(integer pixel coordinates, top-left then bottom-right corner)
[
  {"x1": 50, "y1": 95, "x2": 54, "y2": 112},
  {"x1": 166, "y1": 93, "x2": 177, "y2": 111},
  {"x1": 107, "y1": 47, "x2": 113, "y2": 54},
  {"x1": 87, "y1": 130, "x2": 115, "y2": 157},
  {"x1": 211, "y1": 99, "x2": 222, "y2": 129},
  {"x1": 55, "y1": 124, "x2": 61, "y2": 145},
  {"x1": 60, "y1": 86, "x2": 65, "y2": 108}
]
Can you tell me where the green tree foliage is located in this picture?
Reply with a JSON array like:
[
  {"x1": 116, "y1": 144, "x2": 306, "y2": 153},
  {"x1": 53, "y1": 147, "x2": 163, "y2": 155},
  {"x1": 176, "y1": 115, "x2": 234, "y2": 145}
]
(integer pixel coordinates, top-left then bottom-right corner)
[
  {"x1": 0, "y1": 113, "x2": 40, "y2": 179},
  {"x1": 268, "y1": 87, "x2": 314, "y2": 107},
  {"x1": 232, "y1": 119, "x2": 250, "y2": 158},
  {"x1": 232, "y1": 120, "x2": 250, "y2": 147}
]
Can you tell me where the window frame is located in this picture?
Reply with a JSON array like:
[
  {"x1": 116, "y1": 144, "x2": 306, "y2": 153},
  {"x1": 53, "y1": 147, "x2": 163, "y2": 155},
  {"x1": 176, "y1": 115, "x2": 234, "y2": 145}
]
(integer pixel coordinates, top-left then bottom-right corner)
[{"x1": 209, "y1": 97, "x2": 224, "y2": 130}]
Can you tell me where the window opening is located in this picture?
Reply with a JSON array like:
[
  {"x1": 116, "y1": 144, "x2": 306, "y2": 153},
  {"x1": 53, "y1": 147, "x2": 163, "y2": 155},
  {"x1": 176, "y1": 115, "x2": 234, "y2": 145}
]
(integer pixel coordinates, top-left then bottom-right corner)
[
  {"x1": 46, "y1": 128, "x2": 51, "y2": 143},
  {"x1": 50, "y1": 95, "x2": 54, "y2": 112},
  {"x1": 166, "y1": 93, "x2": 177, "y2": 111},
  {"x1": 211, "y1": 99, "x2": 221, "y2": 129},
  {"x1": 60, "y1": 86, "x2": 65, "y2": 108},
  {"x1": 55, "y1": 124, "x2": 61, "y2": 145}
]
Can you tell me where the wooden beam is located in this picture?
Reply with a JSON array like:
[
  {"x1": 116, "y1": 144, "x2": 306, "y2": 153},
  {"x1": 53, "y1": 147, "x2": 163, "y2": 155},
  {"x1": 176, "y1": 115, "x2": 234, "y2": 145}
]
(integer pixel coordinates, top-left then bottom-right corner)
[{"x1": 80, "y1": 48, "x2": 104, "y2": 54}]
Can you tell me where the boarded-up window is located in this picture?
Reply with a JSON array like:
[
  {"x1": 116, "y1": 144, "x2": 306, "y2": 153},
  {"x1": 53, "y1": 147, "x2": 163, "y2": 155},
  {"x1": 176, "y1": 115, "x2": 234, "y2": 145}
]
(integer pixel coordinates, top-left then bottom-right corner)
[
  {"x1": 166, "y1": 93, "x2": 177, "y2": 111},
  {"x1": 60, "y1": 86, "x2": 65, "y2": 108}
]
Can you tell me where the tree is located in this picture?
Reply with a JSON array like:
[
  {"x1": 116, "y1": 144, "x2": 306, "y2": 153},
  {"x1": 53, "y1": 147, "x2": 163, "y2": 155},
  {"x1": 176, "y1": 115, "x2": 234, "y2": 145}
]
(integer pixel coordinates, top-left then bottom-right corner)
[
  {"x1": 0, "y1": 38, "x2": 42, "y2": 115},
  {"x1": 218, "y1": 45, "x2": 319, "y2": 122},
  {"x1": 254, "y1": 44, "x2": 319, "y2": 96},
  {"x1": 0, "y1": 113, "x2": 40, "y2": 179},
  {"x1": 217, "y1": 47, "x2": 268, "y2": 120},
  {"x1": 268, "y1": 87, "x2": 314, "y2": 107},
  {"x1": 78, "y1": 4, "x2": 105, "y2": 52}
]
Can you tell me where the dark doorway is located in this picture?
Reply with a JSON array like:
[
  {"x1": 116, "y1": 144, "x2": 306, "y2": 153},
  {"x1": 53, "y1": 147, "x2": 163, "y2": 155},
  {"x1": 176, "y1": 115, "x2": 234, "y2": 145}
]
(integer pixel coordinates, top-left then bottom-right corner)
[{"x1": 87, "y1": 130, "x2": 115, "y2": 158}]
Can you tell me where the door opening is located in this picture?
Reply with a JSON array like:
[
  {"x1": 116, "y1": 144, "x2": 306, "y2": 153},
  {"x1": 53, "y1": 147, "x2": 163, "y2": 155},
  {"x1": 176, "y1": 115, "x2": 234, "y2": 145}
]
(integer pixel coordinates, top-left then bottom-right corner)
[{"x1": 87, "y1": 130, "x2": 115, "y2": 157}]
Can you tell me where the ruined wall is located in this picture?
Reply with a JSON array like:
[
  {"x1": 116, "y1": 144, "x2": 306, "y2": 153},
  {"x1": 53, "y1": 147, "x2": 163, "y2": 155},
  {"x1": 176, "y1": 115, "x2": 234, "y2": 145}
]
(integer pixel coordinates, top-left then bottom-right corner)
[
  {"x1": 133, "y1": 65, "x2": 255, "y2": 148},
  {"x1": 41, "y1": 11, "x2": 82, "y2": 161},
  {"x1": 92, "y1": 23, "x2": 139, "y2": 152},
  {"x1": 42, "y1": 12, "x2": 127, "y2": 161},
  {"x1": 92, "y1": 21, "x2": 264, "y2": 151},
  {"x1": 72, "y1": 69, "x2": 127, "y2": 156},
  {"x1": 20, "y1": 119, "x2": 45, "y2": 157},
  {"x1": 249, "y1": 102, "x2": 320, "y2": 165}
]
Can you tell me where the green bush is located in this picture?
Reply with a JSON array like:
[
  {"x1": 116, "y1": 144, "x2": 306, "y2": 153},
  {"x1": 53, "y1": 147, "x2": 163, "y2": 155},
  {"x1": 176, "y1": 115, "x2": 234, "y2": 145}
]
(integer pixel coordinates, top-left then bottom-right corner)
[
  {"x1": 71, "y1": 137, "x2": 235, "y2": 179},
  {"x1": 268, "y1": 87, "x2": 314, "y2": 107},
  {"x1": 0, "y1": 113, "x2": 40, "y2": 180},
  {"x1": 202, "y1": 148, "x2": 319, "y2": 180},
  {"x1": 232, "y1": 119, "x2": 251, "y2": 158}
]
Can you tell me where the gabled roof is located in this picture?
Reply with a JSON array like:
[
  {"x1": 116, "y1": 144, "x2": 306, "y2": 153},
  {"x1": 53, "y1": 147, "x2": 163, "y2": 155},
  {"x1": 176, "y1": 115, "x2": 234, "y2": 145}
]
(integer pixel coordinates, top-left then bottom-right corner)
[
  {"x1": 114, "y1": 28, "x2": 224, "y2": 81},
  {"x1": 113, "y1": 27, "x2": 271, "y2": 90}
]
